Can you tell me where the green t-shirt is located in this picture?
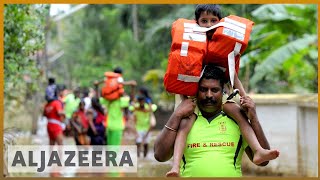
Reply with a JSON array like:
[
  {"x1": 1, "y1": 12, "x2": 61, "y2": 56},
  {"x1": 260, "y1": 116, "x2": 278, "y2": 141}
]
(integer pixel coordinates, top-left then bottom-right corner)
[
  {"x1": 100, "y1": 96, "x2": 130, "y2": 131},
  {"x1": 64, "y1": 93, "x2": 81, "y2": 119},
  {"x1": 180, "y1": 109, "x2": 248, "y2": 177},
  {"x1": 129, "y1": 103, "x2": 157, "y2": 131}
]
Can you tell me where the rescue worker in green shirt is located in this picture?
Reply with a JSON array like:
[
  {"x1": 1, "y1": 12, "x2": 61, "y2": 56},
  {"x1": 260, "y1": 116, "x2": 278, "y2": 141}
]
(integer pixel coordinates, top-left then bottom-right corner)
[
  {"x1": 63, "y1": 88, "x2": 81, "y2": 136},
  {"x1": 100, "y1": 95, "x2": 131, "y2": 145},
  {"x1": 129, "y1": 95, "x2": 157, "y2": 158},
  {"x1": 154, "y1": 65, "x2": 279, "y2": 177}
]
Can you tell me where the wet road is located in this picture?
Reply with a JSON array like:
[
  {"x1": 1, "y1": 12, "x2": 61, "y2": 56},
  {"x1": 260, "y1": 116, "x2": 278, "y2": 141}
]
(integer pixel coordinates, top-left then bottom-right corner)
[{"x1": 29, "y1": 117, "x2": 172, "y2": 177}]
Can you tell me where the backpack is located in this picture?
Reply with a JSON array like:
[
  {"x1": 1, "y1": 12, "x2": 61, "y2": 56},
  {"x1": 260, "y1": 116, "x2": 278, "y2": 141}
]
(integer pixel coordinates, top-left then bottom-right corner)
[
  {"x1": 163, "y1": 18, "x2": 207, "y2": 96},
  {"x1": 101, "y1": 72, "x2": 124, "y2": 100},
  {"x1": 45, "y1": 84, "x2": 57, "y2": 102},
  {"x1": 204, "y1": 15, "x2": 254, "y2": 87}
]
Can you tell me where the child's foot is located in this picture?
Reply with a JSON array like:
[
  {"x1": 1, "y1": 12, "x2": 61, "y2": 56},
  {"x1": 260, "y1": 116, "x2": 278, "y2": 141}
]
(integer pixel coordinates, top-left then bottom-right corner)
[
  {"x1": 166, "y1": 170, "x2": 180, "y2": 177},
  {"x1": 253, "y1": 149, "x2": 280, "y2": 165}
]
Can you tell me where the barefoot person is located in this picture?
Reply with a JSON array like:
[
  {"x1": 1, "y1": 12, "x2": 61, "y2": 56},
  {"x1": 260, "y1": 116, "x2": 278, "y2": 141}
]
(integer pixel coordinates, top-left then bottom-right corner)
[{"x1": 154, "y1": 65, "x2": 279, "y2": 177}]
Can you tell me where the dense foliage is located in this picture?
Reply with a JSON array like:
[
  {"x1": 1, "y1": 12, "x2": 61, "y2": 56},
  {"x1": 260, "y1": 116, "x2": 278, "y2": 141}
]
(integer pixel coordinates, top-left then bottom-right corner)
[
  {"x1": 5, "y1": 4, "x2": 318, "y2": 107},
  {"x1": 4, "y1": 4, "x2": 49, "y2": 104}
]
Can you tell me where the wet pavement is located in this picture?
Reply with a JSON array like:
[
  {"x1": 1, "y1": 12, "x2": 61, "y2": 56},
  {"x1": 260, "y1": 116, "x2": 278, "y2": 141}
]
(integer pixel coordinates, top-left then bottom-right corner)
[
  {"x1": 7, "y1": 116, "x2": 280, "y2": 177},
  {"x1": 26, "y1": 117, "x2": 172, "y2": 177}
]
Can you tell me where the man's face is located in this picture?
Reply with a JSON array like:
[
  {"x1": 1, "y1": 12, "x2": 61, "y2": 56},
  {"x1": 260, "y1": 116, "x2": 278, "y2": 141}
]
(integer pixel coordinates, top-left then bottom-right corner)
[
  {"x1": 138, "y1": 99, "x2": 145, "y2": 108},
  {"x1": 197, "y1": 78, "x2": 223, "y2": 114},
  {"x1": 79, "y1": 102, "x2": 85, "y2": 110}
]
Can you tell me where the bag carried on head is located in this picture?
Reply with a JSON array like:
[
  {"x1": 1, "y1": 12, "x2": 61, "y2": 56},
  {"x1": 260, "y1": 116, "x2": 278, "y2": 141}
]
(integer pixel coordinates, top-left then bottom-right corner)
[
  {"x1": 164, "y1": 18, "x2": 207, "y2": 96},
  {"x1": 101, "y1": 72, "x2": 124, "y2": 100},
  {"x1": 204, "y1": 15, "x2": 254, "y2": 87}
]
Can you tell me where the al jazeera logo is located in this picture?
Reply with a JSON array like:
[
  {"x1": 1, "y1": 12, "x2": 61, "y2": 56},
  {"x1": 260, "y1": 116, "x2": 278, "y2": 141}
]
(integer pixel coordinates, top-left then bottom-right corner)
[
  {"x1": 219, "y1": 121, "x2": 226, "y2": 133},
  {"x1": 7, "y1": 145, "x2": 137, "y2": 173}
]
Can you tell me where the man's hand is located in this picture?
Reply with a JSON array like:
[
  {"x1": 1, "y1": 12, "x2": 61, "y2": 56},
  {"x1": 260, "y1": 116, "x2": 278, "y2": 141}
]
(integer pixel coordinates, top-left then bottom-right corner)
[
  {"x1": 129, "y1": 80, "x2": 137, "y2": 86},
  {"x1": 93, "y1": 81, "x2": 100, "y2": 86},
  {"x1": 174, "y1": 98, "x2": 196, "y2": 119},
  {"x1": 240, "y1": 96, "x2": 257, "y2": 121},
  {"x1": 122, "y1": 80, "x2": 137, "y2": 86}
]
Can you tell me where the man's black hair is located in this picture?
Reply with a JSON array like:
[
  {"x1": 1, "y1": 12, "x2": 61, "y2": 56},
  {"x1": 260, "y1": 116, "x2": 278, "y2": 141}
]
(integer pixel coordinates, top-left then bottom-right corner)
[
  {"x1": 114, "y1": 67, "x2": 123, "y2": 74},
  {"x1": 139, "y1": 86, "x2": 151, "y2": 99},
  {"x1": 137, "y1": 95, "x2": 145, "y2": 101},
  {"x1": 48, "y1": 77, "x2": 55, "y2": 85},
  {"x1": 195, "y1": 4, "x2": 222, "y2": 22},
  {"x1": 199, "y1": 65, "x2": 226, "y2": 89},
  {"x1": 57, "y1": 84, "x2": 66, "y2": 92}
]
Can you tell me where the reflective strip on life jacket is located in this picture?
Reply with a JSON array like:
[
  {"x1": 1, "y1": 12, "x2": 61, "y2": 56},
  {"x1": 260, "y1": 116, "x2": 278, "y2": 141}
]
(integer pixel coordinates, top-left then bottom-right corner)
[
  {"x1": 183, "y1": 33, "x2": 207, "y2": 42},
  {"x1": 48, "y1": 118, "x2": 66, "y2": 130},
  {"x1": 177, "y1": 74, "x2": 201, "y2": 83},
  {"x1": 224, "y1": 17, "x2": 246, "y2": 29},
  {"x1": 193, "y1": 21, "x2": 246, "y2": 35},
  {"x1": 180, "y1": 42, "x2": 189, "y2": 56},
  {"x1": 228, "y1": 42, "x2": 242, "y2": 87}
]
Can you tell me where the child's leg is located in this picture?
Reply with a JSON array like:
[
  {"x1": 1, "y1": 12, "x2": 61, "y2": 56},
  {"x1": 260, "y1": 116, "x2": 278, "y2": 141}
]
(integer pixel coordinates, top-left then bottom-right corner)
[
  {"x1": 166, "y1": 117, "x2": 195, "y2": 177},
  {"x1": 223, "y1": 101, "x2": 279, "y2": 165}
]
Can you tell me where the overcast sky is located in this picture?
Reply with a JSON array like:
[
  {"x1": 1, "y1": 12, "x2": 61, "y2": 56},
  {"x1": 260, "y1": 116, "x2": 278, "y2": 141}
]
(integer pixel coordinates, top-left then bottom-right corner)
[{"x1": 50, "y1": 4, "x2": 70, "y2": 16}]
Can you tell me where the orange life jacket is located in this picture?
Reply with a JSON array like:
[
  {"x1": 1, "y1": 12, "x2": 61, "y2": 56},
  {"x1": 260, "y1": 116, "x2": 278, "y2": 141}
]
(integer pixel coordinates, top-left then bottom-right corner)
[
  {"x1": 101, "y1": 72, "x2": 124, "y2": 101},
  {"x1": 164, "y1": 18, "x2": 207, "y2": 96},
  {"x1": 204, "y1": 15, "x2": 254, "y2": 86}
]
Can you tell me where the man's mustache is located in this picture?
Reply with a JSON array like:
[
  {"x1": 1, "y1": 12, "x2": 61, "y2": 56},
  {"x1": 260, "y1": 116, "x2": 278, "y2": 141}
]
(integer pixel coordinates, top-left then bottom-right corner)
[{"x1": 200, "y1": 98, "x2": 217, "y2": 105}]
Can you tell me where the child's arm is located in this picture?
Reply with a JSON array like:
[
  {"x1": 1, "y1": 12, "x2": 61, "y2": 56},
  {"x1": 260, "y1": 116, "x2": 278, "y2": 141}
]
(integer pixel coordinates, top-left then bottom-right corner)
[
  {"x1": 154, "y1": 98, "x2": 196, "y2": 162},
  {"x1": 166, "y1": 117, "x2": 195, "y2": 176},
  {"x1": 234, "y1": 73, "x2": 246, "y2": 97}
]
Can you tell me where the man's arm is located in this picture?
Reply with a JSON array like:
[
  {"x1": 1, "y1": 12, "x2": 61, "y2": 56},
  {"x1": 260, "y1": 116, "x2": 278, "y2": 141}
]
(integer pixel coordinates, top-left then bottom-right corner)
[
  {"x1": 241, "y1": 96, "x2": 270, "y2": 166},
  {"x1": 93, "y1": 80, "x2": 104, "y2": 99},
  {"x1": 153, "y1": 98, "x2": 196, "y2": 162},
  {"x1": 121, "y1": 80, "x2": 137, "y2": 86}
]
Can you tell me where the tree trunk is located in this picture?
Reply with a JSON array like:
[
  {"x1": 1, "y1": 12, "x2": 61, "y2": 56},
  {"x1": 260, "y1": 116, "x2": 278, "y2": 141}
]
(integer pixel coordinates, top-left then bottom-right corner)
[{"x1": 131, "y1": 4, "x2": 139, "y2": 41}]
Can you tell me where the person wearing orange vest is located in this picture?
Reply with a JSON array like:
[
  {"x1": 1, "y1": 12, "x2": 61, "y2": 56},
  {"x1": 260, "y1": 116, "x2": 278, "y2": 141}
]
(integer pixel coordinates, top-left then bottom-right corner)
[
  {"x1": 93, "y1": 67, "x2": 137, "y2": 145},
  {"x1": 94, "y1": 67, "x2": 137, "y2": 91},
  {"x1": 160, "y1": 5, "x2": 280, "y2": 177}
]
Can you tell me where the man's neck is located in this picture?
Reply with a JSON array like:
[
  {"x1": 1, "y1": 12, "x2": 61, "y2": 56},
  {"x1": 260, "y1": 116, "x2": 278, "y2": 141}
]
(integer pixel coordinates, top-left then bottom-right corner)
[{"x1": 200, "y1": 108, "x2": 222, "y2": 120}]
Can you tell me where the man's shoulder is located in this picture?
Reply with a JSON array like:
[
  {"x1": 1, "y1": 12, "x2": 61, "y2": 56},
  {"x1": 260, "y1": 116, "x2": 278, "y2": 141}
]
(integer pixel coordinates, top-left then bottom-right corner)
[{"x1": 220, "y1": 112, "x2": 237, "y2": 123}]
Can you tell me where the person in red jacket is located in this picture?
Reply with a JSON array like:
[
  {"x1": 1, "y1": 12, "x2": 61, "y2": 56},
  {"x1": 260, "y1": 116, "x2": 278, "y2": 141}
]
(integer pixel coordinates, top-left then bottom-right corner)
[{"x1": 43, "y1": 98, "x2": 65, "y2": 145}]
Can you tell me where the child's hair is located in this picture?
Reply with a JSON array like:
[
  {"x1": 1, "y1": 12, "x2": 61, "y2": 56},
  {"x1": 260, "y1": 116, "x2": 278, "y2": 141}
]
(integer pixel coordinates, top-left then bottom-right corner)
[
  {"x1": 194, "y1": 4, "x2": 222, "y2": 22},
  {"x1": 113, "y1": 66, "x2": 123, "y2": 74}
]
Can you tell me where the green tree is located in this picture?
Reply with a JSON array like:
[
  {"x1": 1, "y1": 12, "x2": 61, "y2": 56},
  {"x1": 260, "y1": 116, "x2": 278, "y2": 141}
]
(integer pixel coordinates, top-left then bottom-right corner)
[
  {"x1": 4, "y1": 4, "x2": 49, "y2": 104},
  {"x1": 240, "y1": 4, "x2": 317, "y2": 93}
]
